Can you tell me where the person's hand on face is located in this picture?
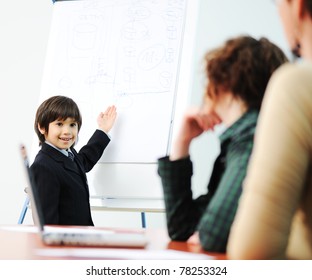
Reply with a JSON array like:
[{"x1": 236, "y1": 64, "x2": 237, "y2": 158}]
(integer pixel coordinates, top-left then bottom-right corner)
[
  {"x1": 170, "y1": 99, "x2": 221, "y2": 160},
  {"x1": 179, "y1": 106, "x2": 221, "y2": 144}
]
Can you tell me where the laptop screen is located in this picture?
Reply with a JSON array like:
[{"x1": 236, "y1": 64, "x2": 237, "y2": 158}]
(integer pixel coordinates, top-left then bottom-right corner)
[{"x1": 20, "y1": 144, "x2": 46, "y2": 232}]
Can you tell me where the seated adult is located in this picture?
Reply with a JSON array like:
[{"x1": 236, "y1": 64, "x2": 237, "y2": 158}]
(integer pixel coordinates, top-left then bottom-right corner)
[{"x1": 157, "y1": 35, "x2": 288, "y2": 252}]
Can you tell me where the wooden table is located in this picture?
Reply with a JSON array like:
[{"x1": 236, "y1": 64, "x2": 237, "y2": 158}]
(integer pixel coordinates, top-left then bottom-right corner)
[{"x1": 0, "y1": 225, "x2": 226, "y2": 260}]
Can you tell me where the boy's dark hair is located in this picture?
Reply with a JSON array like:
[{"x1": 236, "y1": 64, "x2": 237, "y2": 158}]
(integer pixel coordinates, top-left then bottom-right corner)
[
  {"x1": 205, "y1": 35, "x2": 289, "y2": 110},
  {"x1": 34, "y1": 95, "x2": 82, "y2": 145}
]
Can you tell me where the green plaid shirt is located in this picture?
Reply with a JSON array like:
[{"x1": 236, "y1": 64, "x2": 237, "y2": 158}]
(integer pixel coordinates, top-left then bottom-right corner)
[{"x1": 158, "y1": 110, "x2": 258, "y2": 252}]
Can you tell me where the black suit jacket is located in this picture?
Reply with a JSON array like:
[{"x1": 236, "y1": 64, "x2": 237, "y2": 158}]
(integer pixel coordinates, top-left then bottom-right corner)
[{"x1": 30, "y1": 130, "x2": 110, "y2": 226}]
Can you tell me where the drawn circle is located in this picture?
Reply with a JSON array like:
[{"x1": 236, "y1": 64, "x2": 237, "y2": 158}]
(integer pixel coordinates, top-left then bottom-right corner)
[{"x1": 138, "y1": 45, "x2": 165, "y2": 71}]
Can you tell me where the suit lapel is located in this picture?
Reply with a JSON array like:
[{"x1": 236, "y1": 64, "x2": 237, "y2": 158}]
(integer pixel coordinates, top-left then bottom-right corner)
[
  {"x1": 71, "y1": 149, "x2": 88, "y2": 183},
  {"x1": 40, "y1": 143, "x2": 89, "y2": 196},
  {"x1": 41, "y1": 143, "x2": 82, "y2": 176},
  {"x1": 71, "y1": 149, "x2": 89, "y2": 196}
]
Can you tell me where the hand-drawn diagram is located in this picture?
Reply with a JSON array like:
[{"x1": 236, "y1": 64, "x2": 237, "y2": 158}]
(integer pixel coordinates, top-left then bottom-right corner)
[{"x1": 40, "y1": 0, "x2": 187, "y2": 163}]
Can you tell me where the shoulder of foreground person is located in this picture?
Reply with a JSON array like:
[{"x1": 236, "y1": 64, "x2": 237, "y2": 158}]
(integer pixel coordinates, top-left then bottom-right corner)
[{"x1": 266, "y1": 62, "x2": 312, "y2": 100}]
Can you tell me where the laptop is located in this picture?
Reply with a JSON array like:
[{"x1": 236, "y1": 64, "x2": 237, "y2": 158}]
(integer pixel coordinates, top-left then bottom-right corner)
[{"x1": 19, "y1": 144, "x2": 148, "y2": 248}]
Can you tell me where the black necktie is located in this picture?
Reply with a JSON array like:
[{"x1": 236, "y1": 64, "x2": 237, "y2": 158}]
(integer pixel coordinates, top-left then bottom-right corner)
[{"x1": 68, "y1": 151, "x2": 74, "y2": 161}]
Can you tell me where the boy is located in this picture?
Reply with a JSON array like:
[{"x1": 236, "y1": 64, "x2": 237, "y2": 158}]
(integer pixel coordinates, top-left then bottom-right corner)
[{"x1": 30, "y1": 95, "x2": 117, "y2": 226}]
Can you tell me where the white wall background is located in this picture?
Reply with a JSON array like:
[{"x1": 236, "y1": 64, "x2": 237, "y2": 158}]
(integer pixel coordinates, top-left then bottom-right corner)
[
  {"x1": 0, "y1": 0, "x2": 53, "y2": 224},
  {"x1": 0, "y1": 0, "x2": 288, "y2": 227}
]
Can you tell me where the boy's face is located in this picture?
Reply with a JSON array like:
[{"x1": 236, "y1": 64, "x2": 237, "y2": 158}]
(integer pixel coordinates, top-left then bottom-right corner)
[{"x1": 39, "y1": 117, "x2": 78, "y2": 150}]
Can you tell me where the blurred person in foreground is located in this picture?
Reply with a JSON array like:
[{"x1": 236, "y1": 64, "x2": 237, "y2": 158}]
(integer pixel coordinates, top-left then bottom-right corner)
[{"x1": 228, "y1": 0, "x2": 312, "y2": 259}]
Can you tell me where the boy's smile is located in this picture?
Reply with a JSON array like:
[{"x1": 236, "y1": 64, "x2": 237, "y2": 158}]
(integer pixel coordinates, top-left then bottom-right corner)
[{"x1": 39, "y1": 117, "x2": 78, "y2": 150}]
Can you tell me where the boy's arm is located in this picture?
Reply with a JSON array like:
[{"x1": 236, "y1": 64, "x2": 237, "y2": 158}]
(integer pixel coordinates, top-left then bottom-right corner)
[
  {"x1": 77, "y1": 130, "x2": 110, "y2": 172},
  {"x1": 77, "y1": 105, "x2": 117, "y2": 172}
]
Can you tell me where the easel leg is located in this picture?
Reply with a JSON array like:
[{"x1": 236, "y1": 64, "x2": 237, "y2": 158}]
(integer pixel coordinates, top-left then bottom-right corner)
[{"x1": 141, "y1": 212, "x2": 146, "y2": 228}]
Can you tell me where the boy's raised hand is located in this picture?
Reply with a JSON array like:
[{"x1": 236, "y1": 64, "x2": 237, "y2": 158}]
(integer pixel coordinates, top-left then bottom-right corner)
[{"x1": 97, "y1": 105, "x2": 117, "y2": 133}]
